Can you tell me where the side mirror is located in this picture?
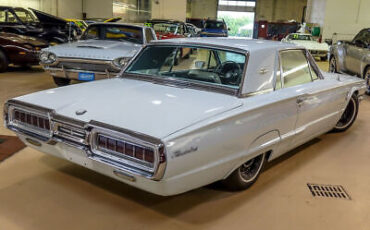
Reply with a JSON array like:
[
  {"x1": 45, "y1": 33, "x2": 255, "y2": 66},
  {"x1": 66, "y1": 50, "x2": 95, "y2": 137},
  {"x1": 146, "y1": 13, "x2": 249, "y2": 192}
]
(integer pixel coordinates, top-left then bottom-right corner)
[{"x1": 195, "y1": 61, "x2": 205, "y2": 69}]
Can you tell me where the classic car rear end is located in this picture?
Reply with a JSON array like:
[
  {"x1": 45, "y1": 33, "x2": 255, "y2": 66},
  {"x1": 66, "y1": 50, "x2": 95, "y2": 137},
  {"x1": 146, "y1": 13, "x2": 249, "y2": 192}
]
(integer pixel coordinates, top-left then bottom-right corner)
[{"x1": 4, "y1": 38, "x2": 367, "y2": 196}]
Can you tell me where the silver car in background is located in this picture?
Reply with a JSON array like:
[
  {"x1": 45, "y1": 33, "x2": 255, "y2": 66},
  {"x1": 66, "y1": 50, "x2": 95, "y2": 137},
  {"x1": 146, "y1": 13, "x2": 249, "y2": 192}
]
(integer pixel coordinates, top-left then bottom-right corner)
[
  {"x1": 40, "y1": 23, "x2": 157, "y2": 86},
  {"x1": 329, "y1": 28, "x2": 370, "y2": 93}
]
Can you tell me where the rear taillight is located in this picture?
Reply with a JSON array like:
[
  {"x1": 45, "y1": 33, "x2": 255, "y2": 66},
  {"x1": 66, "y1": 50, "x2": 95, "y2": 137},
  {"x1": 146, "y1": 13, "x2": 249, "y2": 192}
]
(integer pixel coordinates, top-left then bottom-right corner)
[
  {"x1": 13, "y1": 109, "x2": 50, "y2": 132},
  {"x1": 97, "y1": 134, "x2": 155, "y2": 164}
]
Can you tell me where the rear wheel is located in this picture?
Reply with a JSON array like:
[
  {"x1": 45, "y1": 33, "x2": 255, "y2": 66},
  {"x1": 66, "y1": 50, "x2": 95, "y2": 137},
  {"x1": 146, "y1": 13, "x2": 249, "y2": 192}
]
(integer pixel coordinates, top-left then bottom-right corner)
[
  {"x1": 364, "y1": 67, "x2": 370, "y2": 95},
  {"x1": 332, "y1": 94, "x2": 359, "y2": 132},
  {"x1": 53, "y1": 77, "x2": 71, "y2": 87},
  {"x1": 329, "y1": 56, "x2": 337, "y2": 73},
  {"x1": 0, "y1": 50, "x2": 9, "y2": 73},
  {"x1": 222, "y1": 153, "x2": 266, "y2": 190}
]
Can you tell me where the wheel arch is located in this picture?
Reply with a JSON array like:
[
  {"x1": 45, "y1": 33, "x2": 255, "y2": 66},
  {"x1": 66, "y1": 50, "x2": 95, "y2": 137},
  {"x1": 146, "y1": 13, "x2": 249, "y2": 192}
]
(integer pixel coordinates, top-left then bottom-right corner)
[{"x1": 222, "y1": 130, "x2": 280, "y2": 179}]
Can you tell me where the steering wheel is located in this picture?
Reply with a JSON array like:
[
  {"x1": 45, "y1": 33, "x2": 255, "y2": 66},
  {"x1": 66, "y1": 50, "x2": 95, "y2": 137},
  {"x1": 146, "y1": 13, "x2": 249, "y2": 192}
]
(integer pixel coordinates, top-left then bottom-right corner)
[{"x1": 215, "y1": 61, "x2": 242, "y2": 85}]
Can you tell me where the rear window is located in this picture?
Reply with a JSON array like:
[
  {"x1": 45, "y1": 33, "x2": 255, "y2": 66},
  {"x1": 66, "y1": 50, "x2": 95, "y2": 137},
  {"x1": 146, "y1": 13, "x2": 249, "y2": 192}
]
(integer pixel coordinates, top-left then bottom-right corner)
[{"x1": 205, "y1": 21, "x2": 225, "y2": 30}]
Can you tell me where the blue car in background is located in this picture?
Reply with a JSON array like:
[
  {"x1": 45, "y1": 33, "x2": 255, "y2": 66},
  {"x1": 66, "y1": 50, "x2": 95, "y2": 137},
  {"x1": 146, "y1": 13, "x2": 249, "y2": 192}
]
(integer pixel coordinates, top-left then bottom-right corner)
[{"x1": 200, "y1": 19, "x2": 229, "y2": 37}]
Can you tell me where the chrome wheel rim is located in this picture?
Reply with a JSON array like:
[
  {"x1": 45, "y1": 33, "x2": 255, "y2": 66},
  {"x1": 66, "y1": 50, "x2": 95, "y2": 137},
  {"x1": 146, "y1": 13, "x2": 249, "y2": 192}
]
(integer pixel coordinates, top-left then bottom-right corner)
[
  {"x1": 335, "y1": 97, "x2": 357, "y2": 129},
  {"x1": 329, "y1": 58, "x2": 336, "y2": 73},
  {"x1": 239, "y1": 153, "x2": 265, "y2": 183}
]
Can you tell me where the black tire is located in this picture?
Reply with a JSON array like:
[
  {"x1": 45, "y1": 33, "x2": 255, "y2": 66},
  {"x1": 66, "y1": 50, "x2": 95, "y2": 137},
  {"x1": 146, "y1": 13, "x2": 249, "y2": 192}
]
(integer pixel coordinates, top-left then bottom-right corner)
[
  {"x1": 222, "y1": 153, "x2": 266, "y2": 190},
  {"x1": 332, "y1": 94, "x2": 359, "y2": 132},
  {"x1": 0, "y1": 50, "x2": 9, "y2": 73},
  {"x1": 364, "y1": 67, "x2": 370, "y2": 95},
  {"x1": 53, "y1": 77, "x2": 71, "y2": 87},
  {"x1": 329, "y1": 56, "x2": 337, "y2": 73}
]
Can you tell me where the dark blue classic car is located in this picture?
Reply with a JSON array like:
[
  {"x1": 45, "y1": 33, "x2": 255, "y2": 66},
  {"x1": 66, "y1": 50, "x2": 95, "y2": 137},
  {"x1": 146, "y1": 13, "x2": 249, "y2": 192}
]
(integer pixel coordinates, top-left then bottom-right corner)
[{"x1": 200, "y1": 19, "x2": 229, "y2": 37}]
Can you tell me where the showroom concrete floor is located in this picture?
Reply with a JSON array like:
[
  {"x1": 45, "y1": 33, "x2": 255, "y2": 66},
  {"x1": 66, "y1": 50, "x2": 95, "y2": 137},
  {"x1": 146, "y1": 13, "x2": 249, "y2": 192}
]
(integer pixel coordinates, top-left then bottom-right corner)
[{"x1": 0, "y1": 63, "x2": 369, "y2": 230}]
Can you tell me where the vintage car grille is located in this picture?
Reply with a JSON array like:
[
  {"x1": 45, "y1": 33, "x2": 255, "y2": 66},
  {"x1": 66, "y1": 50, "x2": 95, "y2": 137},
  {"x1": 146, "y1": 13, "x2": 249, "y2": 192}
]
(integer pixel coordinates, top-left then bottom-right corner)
[
  {"x1": 12, "y1": 109, "x2": 50, "y2": 132},
  {"x1": 56, "y1": 62, "x2": 119, "y2": 73},
  {"x1": 53, "y1": 122, "x2": 87, "y2": 145},
  {"x1": 96, "y1": 134, "x2": 155, "y2": 165}
]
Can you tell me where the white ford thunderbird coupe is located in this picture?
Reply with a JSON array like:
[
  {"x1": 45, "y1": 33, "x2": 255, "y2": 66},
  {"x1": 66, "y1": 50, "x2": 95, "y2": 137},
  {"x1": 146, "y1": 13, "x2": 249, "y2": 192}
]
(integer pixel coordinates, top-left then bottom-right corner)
[{"x1": 4, "y1": 38, "x2": 367, "y2": 196}]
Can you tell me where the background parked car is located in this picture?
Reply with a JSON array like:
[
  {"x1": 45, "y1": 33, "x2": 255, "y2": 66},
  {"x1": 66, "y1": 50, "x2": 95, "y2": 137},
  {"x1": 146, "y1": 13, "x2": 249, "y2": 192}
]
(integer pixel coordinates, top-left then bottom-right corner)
[
  {"x1": 329, "y1": 28, "x2": 370, "y2": 94},
  {"x1": 282, "y1": 33, "x2": 329, "y2": 61},
  {"x1": 40, "y1": 23, "x2": 156, "y2": 86},
  {"x1": 200, "y1": 18, "x2": 229, "y2": 37},
  {"x1": 0, "y1": 7, "x2": 77, "y2": 45},
  {"x1": 0, "y1": 32, "x2": 48, "y2": 72}
]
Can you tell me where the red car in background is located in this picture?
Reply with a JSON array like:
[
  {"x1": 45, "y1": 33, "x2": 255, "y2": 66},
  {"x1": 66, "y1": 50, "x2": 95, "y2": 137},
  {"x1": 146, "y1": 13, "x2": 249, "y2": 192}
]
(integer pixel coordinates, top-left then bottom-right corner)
[{"x1": 152, "y1": 22, "x2": 192, "y2": 59}]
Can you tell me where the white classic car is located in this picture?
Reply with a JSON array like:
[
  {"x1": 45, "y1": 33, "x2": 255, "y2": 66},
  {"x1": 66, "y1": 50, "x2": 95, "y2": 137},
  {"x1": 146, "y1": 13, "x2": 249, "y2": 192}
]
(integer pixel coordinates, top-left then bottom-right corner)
[
  {"x1": 40, "y1": 23, "x2": 157, "y2": 86},
  {"x1": 282, "y1": 33, "x2": 329, "y2": 61},
  {"x1": 4, "y1": 38, "x2": 367, "y2": 196}
]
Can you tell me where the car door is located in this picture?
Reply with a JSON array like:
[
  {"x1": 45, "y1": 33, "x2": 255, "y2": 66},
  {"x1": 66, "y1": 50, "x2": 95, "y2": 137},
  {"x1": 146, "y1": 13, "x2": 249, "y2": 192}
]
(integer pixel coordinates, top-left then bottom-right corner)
[
  {"x1": 279, "y1": 49, "x2": 347, "y2": 148},
  {"x1": 345, "y1": 29, "x2": 370, "y2": 75}
]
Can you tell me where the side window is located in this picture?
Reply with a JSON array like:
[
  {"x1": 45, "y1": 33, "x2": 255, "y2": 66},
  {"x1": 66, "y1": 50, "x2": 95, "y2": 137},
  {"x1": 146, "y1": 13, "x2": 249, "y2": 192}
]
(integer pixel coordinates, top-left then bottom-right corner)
[
  {"x1": 280, "y1": 50, "x2": 313, "y2": 88},
  {"x1": 84, "y1": 26, "x2": 99, "y2": 39},
  {"x1": 145, "y1": 28, "x2": 154, "y2": 43},
  {"x1": 178, "y1": 25, "x2": 184, "y2": 35}
]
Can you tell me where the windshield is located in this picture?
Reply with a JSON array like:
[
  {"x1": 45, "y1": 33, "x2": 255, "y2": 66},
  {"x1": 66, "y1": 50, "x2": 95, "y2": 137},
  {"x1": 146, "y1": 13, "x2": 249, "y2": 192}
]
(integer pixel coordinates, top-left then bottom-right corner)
[
  {"x1": 153, "y1": 23, "x2": 178, "y2": 34},
  {"x1": 14, "y1": 8, "x2": 38, "y2": 23},
  {"x1": 205, "y1": 21, "x2": 225, "y2": 30},
  {"x1": 125, "y1": 46, "x2": 246, "y2": 90},
  {"x1": 81, "y1": 25, "x2": 143, "y2": 44},
  {"x1": 289, "y1": 34, "x2": 313, "y2": 41}
]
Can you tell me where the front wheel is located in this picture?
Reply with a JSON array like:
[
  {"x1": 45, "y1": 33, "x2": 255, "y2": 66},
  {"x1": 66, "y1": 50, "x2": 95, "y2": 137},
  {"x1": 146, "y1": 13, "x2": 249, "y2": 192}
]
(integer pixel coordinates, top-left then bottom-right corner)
[
  {"x1": 53, "y1": 77, "x2": 71, "y2": 87},
  {"x1": 332, "y1": 94, "x2": 359, "y2": 132},
  {"x1": 222, "y1": 153, "x2": 266, "y2": 190}
]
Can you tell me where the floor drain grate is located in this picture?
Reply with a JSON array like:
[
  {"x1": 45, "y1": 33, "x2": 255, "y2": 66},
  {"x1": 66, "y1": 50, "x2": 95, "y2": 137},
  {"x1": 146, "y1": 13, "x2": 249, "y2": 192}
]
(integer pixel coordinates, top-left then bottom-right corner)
[{"x1": 307, "y1": 183, "x2": 351, "y2": 200}]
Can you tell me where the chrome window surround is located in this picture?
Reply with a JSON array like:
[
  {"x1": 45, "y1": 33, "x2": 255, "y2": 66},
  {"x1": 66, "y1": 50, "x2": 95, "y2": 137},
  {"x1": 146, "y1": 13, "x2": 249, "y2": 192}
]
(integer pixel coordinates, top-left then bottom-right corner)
[
  {"x1": 4, "y1": 100, "x2": 167, "y2": 181},
  {"x1": 121, "y1": 42, "x2": 250, "y2": 97}
]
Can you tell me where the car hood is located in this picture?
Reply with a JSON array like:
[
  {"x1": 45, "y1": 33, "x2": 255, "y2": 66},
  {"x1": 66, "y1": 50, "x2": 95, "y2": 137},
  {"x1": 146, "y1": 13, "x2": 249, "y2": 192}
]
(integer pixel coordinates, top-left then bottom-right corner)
[
  {"x1": 43, "y1": 39, "x2": 142, "y2": 60},
  {"x1": 0, "y1": 32, "x2": 47, "y2": 46},
  {"x1": 15, "y1": 78, "x2": 243, "y2": 139},
  {"x1": 290, "y1": 40, "x2": 329, "y2": 51}
]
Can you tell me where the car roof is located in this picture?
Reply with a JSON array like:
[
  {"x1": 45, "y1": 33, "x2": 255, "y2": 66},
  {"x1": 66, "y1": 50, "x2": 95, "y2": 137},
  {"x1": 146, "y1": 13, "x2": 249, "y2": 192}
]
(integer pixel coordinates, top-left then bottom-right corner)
[{"x1": 151, "y1": 37, "x2": 299, "y2": 52}]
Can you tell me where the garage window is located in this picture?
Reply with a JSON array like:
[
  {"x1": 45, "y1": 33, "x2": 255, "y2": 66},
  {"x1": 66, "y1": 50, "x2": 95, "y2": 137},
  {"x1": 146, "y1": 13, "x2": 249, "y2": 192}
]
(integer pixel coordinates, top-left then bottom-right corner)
[{"x1": 280, "y1": 50, "x2": 313, "y2": 88}]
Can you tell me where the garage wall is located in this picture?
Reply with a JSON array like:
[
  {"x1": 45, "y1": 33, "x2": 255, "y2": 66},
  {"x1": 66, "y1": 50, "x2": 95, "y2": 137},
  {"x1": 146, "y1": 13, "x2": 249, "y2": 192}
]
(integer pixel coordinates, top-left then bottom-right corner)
[
  {"x1": 305, "y1": 0, "x2": 325, "y2": 26},
  {"x1": 83, "y1": 0, "x2": 113, "y2": 19},
  {"x1": 255, "y1": 0, "x2": 307, "y2": 22},
  {"x1": 151, "y1": 0, "x2": 187, "y2": 21},
  {"x1": 1, "y1": 0, "x2": 83, "y2": 19},
  {"x1": 321, "y1": 0, "x2": 370, "y2": 41},
  {"x1": 188, "y1": 0, "x2": 218, "y2": 19}
]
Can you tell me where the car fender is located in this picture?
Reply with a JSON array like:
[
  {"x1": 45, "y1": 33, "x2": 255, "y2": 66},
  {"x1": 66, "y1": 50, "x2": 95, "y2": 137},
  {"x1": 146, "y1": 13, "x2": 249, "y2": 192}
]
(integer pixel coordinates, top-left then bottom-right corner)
[{"x1": 222, "y1": 130, "x2": 281, "y2": 179}]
